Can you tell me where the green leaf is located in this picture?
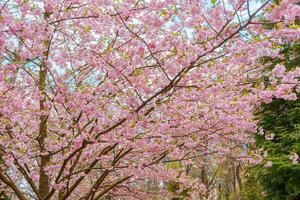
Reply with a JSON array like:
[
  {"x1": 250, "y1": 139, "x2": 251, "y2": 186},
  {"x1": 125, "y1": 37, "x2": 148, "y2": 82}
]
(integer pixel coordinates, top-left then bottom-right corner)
[
  {"x1": 211, "y1": 0, "x2": 217, "y2": 6},
  {"x1": 274, "y1": 0, "x2": 280, "y2": 5}
]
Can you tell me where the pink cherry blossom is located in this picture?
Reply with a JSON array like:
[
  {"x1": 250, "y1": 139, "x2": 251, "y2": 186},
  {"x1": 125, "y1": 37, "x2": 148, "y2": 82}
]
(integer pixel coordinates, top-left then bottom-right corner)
[
  {"x1": 265, "y1": 133, "x2": 275, "y2": 141},
  {"x1": 265, "y1": 161, "x2": 273, "y2": 168},
  {"x1": 290, "y1": 153, "x2": 299, "y2": 164}
]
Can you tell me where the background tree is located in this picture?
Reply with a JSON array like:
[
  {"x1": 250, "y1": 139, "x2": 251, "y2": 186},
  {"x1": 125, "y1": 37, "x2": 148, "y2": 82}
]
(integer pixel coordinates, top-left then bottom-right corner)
[{"x1": 241, "y1": 15, "x2": 300, "y2": 200}]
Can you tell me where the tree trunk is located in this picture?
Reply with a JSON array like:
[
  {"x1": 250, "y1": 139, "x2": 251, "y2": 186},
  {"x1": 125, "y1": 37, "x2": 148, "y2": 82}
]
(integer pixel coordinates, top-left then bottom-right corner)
[
  {"x1": 236, "y1": 163, "x2": 242, "y2": 191},
  {"x1": 38, "y1": 65, "x2": 50, "y2": 199}
]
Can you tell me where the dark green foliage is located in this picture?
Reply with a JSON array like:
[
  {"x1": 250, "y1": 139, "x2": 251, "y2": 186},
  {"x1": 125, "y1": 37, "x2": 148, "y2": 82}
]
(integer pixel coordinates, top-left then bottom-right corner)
[
  {"x1": 240, "y1": 168, "x2": 265, "y2": 200},
  {"x1": 247, "y1": 41, "x2": 300, "y2": 200},
  {"x1": 253, "y1": 95, "x2": 300, "y2": 200}
]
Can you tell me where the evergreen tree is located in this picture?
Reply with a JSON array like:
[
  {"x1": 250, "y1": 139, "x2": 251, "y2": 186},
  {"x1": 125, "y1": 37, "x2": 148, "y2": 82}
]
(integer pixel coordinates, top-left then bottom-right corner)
[{"x1": 248, "y1": 41, "x2": 300, "y2": 200}]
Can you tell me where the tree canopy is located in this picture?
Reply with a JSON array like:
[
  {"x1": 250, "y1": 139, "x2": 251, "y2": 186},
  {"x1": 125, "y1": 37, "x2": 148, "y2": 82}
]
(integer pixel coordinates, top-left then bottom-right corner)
[{"x1": 0, "y1": 0, "x2": 299, "y2": 199}]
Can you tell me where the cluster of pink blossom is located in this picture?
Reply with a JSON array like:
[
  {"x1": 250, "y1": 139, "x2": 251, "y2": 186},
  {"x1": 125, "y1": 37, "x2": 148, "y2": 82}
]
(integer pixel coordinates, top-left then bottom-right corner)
[{"x1": 289, "y1": 153, "x2": 299, "y2": 164}]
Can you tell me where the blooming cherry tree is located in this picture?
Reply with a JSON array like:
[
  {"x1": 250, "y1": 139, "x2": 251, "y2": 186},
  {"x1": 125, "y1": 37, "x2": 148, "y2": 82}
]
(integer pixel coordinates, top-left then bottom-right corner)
[{"x1": 0, "y1": 0, "x2": 299, "y2": 199}]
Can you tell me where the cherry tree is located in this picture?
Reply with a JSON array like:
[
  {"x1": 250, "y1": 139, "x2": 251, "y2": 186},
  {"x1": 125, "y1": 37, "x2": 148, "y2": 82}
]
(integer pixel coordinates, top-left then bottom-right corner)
[{"x1": 0, "y1": 0, "x2": 299, "y2": 199}]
